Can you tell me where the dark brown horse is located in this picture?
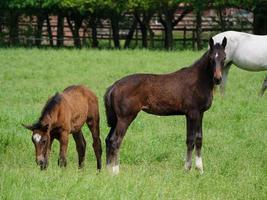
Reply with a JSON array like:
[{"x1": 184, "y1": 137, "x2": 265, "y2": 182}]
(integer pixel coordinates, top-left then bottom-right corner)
[
  {"x1": 23, "y1": 85, "x2": 102, "y2": 170},
  {"x1": 104, "y1": 37, "x2": 227, "y2": 175}
]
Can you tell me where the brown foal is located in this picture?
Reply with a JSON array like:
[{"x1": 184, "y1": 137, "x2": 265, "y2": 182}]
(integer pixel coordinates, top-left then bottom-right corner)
[{"x1": 23, "y1": 85, "x2": 102, "y2": 170}]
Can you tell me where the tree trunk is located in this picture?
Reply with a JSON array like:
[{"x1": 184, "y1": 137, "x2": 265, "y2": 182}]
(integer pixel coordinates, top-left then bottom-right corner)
[
  {"x1": 196, "y1": 10, "x2": 202, "y2": 50},
  {"x1": 9, "y1": 10, "x2": 19, "y2": 46},
  {"x1": 57, "y1": 13, "x2": 64, "y2": 47},
  {"x1": 217, "y1": 6, "x2": 226, "y2": 31},
  {"x1": 124, "y1": 18, "x2": 137, "y2": 49},
  {"x1": 135, "y1": 13, "x2": 152, "y2": 48},
  {"x1": 164, "y1": 20, "x2": 173, "y2": 50},
  {"x1": 35, "y1": 11, "x2": 45, "y2": 47},
  {"x1": 110, "y1": 16, "x2": 120, "y2": 49},
  {"x1": 89, "y1": 16, "x2": 98, "y2": 48},
  {"x1": 66, "y1": 14, "x2": 82, "y2": 48},
  {"x1": 253, "y1": 1, "x2": 267, "y2": 35},
  {"x1": 46, "y1": 14, "x2": 53, "y2": 46}
]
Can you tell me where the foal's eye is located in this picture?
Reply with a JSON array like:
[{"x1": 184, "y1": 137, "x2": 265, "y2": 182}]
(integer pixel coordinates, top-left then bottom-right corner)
[{"x1": 41, "y1": 139, "x2": 47, "y2": 145}]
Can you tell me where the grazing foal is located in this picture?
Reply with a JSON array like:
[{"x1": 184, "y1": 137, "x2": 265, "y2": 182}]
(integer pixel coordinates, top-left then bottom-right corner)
[
  {"x1": 104, "y1": 37, "x2": 227, "y2": 175},
  {"x1": 23, "y1": 85, "x2": 102, "y2": 170}
]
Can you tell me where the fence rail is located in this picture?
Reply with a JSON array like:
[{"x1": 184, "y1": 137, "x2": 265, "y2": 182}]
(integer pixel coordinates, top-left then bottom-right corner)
[{"x1": 0, "y1": 9, "x2": 253, "y2": 49}]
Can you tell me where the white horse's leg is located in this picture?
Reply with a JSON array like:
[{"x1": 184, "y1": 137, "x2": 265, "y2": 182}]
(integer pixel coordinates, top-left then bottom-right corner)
[
  {"x1": 220, "y1": 62, "x2": 232, "y2": 95},
  {"x1": 260, "y1": 76, "x2": 267, "y2": 96}
]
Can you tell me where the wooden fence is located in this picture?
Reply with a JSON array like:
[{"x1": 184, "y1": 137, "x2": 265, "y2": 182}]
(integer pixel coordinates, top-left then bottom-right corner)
[{"x1": 0, "y1": 9, "x2": 253, "y2": 49}]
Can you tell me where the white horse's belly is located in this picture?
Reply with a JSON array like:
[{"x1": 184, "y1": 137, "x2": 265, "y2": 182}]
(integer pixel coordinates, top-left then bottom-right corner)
[{"x1": 233, "y1": 40, "x2": 267, "y2": 71}]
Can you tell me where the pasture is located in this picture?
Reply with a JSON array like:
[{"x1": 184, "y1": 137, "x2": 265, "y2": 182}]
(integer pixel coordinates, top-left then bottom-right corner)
[{"x1": 0, "y1": 48, "x2": 266, "y2": 199}]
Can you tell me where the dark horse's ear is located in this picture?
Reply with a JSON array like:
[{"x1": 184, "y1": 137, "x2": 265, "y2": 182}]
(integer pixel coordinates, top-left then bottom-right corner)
[
  {"x1": 209, "y1": 37, "x2": 214, "y2": 51},
  {"x1": 222, "y1": 37, "x2": 227, "y2": 48},
  {"x1": 22, "y1": 123, "x2": 34, "y2": 131}
]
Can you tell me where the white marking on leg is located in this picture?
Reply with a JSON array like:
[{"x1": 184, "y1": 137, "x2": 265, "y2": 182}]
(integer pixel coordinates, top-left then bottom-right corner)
[
  {"x1": 33, "y1": 134, "x2": 42, "y2": 143},
  {"x1": 112, "y1": 165, "x2": 119, "y2": 175},
  {"x1": 106, "y1": 164, "x2": 120, "y2": 175},
  {"x1": 195, "y1": 156, "x2": 204, "y2": 174}
]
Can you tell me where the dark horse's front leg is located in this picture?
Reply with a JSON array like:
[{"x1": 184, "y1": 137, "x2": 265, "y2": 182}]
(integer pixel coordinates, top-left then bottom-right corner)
[{"x1": 185, "y1": 111, "x2": 204, "y2": 174}]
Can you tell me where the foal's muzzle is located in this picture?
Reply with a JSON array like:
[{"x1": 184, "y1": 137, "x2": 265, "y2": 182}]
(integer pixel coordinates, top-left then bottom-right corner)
[
  {"x1": 214, "y1": 77, "x2": 222, "y2": 85},
  {"x1": 36, "y1": 159, "x2": 48, "y2": 170}
]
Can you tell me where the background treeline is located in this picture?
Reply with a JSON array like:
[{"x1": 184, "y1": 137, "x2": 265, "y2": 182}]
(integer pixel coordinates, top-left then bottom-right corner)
[{"x1": 0, "y1": 0, "x2": 266, "y2": 49}]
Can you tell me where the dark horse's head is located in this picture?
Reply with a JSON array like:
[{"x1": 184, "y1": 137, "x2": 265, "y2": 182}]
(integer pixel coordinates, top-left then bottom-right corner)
[
  {"x1": 22, "y1": 122, "x2": 50, "y2": 170},
  {"x1": 208, "y1": 37, "x2": 227, "y2": 85}
]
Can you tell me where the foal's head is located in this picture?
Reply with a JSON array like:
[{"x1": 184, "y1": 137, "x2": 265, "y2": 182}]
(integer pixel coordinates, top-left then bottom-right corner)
[
  {"x1": 23, "y1": 122, "x2": 50, "y2": 170},
  {"x1": 208, "y1": 37, "x2": 227, "y2": 84}
]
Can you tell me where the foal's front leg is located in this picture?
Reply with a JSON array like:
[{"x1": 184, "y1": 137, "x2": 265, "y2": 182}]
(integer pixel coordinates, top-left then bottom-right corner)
[
  {"x1": 73, "y1": 131, "x2": 86, "y2": 169},
  {"x1": 58, "y1": 131, "x2": 69, "y2": 167},
  {"x1": 185, "y1": 111, "x2": 203, "y2": 174},
  {"x1": 195, "y1": 113, "x2": 204, "y2": 174}
]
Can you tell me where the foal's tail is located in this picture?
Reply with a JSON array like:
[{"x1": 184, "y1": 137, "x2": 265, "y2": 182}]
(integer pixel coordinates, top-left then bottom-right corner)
[{"x1": 104, "y1": 85, "x2": 117, "y2": 128}]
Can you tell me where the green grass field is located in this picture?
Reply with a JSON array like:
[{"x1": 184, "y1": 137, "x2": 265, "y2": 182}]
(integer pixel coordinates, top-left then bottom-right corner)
[{"x1": 0, "y1": 48, "x2": 266, "y2": 200}]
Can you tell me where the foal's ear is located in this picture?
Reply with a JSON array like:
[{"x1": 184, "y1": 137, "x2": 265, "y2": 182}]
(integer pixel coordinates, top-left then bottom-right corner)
[
  {"x1": 222, "y1": 37, "x2": 227, "y2": 48},
  {"x1": 209, "y1": 37, "x2": 214, "y2": 50},
  {"x1": 40, "y1": 124, "x2": 49, "y2": 132},
  {"x1": 22, "y1": 123, "x2": 34, "y2": 131}
]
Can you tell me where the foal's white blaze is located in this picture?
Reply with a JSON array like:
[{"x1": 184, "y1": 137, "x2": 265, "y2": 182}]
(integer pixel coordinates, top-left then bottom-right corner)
[
  {"x1": 33, "y1": 134, "x2": 42, "y2": 143},
  {"x1": 215, "y1": 53, "x2": 218, "y2": 58},
  {"x1": 195, "y1": 156, "x2": 204, "y2": 174}
]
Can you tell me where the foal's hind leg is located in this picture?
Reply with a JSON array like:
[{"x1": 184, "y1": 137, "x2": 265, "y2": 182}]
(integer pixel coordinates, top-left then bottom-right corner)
[
  {"x1": 87, "y1": 117, "x2": 102, "y2": 171},
  {"x1": 73, "y1": 131, "x2": 86, "y2": 168},
  {"x1": 259, "y1": 76, "x2": 267, "y2": 96},
  {"x1": 106, "y1": 116, "x2": 136, "y2": 175}
]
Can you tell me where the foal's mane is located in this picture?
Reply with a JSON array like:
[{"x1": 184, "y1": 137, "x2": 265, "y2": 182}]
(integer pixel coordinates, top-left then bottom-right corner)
[{"x1": 39, "y1": 93, "x2": 62, "y2": 121}]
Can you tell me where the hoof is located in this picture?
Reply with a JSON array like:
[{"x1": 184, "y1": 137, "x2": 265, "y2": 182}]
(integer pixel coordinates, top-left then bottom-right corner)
[{"x1": 184, "y1": 161, "x2": 192, "y2": 171}]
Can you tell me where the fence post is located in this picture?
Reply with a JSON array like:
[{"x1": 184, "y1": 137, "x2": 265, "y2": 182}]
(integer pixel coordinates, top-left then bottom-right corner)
[
  {"x1": 192, "y1": 30, "x2": 195, "y2": 50},
  {"x1": 109, "y1": 24, "x2": 112, "y2": 48},
  {"x1": 136, "y1": 26, "x2": 139, "y2": 47},
  {"x1": 183, "y1": 26, "x2": 186, "y2": 48}
]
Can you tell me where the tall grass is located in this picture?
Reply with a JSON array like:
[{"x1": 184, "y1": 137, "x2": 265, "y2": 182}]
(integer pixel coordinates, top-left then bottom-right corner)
[{"x1": 0, "y1": 48, "x2": 266, "y2": 199}]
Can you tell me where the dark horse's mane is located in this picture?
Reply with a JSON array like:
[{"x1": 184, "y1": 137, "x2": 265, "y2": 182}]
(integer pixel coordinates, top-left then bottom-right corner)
[
  {"x1": 189, "y1": 43, "x2": 221, "y2": 70},
  {"x1": 39, "y1": 92, "x2": 62, "y2": 121},
  {"x1": 192, "y1": 51, "x2": 209, "y2": 67}
]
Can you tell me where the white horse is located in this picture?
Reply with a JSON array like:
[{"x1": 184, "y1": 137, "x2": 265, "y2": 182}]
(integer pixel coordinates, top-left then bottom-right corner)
[{"x1": 212, "y1": 31, "x2": 267, "y2": 95}]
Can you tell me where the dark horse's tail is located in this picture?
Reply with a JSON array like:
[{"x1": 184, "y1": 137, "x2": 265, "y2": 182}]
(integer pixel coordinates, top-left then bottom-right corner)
[{"x1": 104, "y1": 85, "x2": 117, "y2": 128}]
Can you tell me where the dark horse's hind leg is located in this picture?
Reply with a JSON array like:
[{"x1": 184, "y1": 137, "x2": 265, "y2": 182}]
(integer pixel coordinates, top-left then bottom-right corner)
[
  {"x1": 87, "y1": 117, "x2": 102, "y2": 171},
  {"x1": 73, "y1": 131, "x2": 87, "y2": 168},
  {"x1": 185, "y1": 111, "x2": 203, "y2": 174},
  {"x1": 106, "y1": 116, "x2": 136, "y2": 175},
  {"x1": 259, "y1": 76, "x2": 267, "y2": 96}
]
